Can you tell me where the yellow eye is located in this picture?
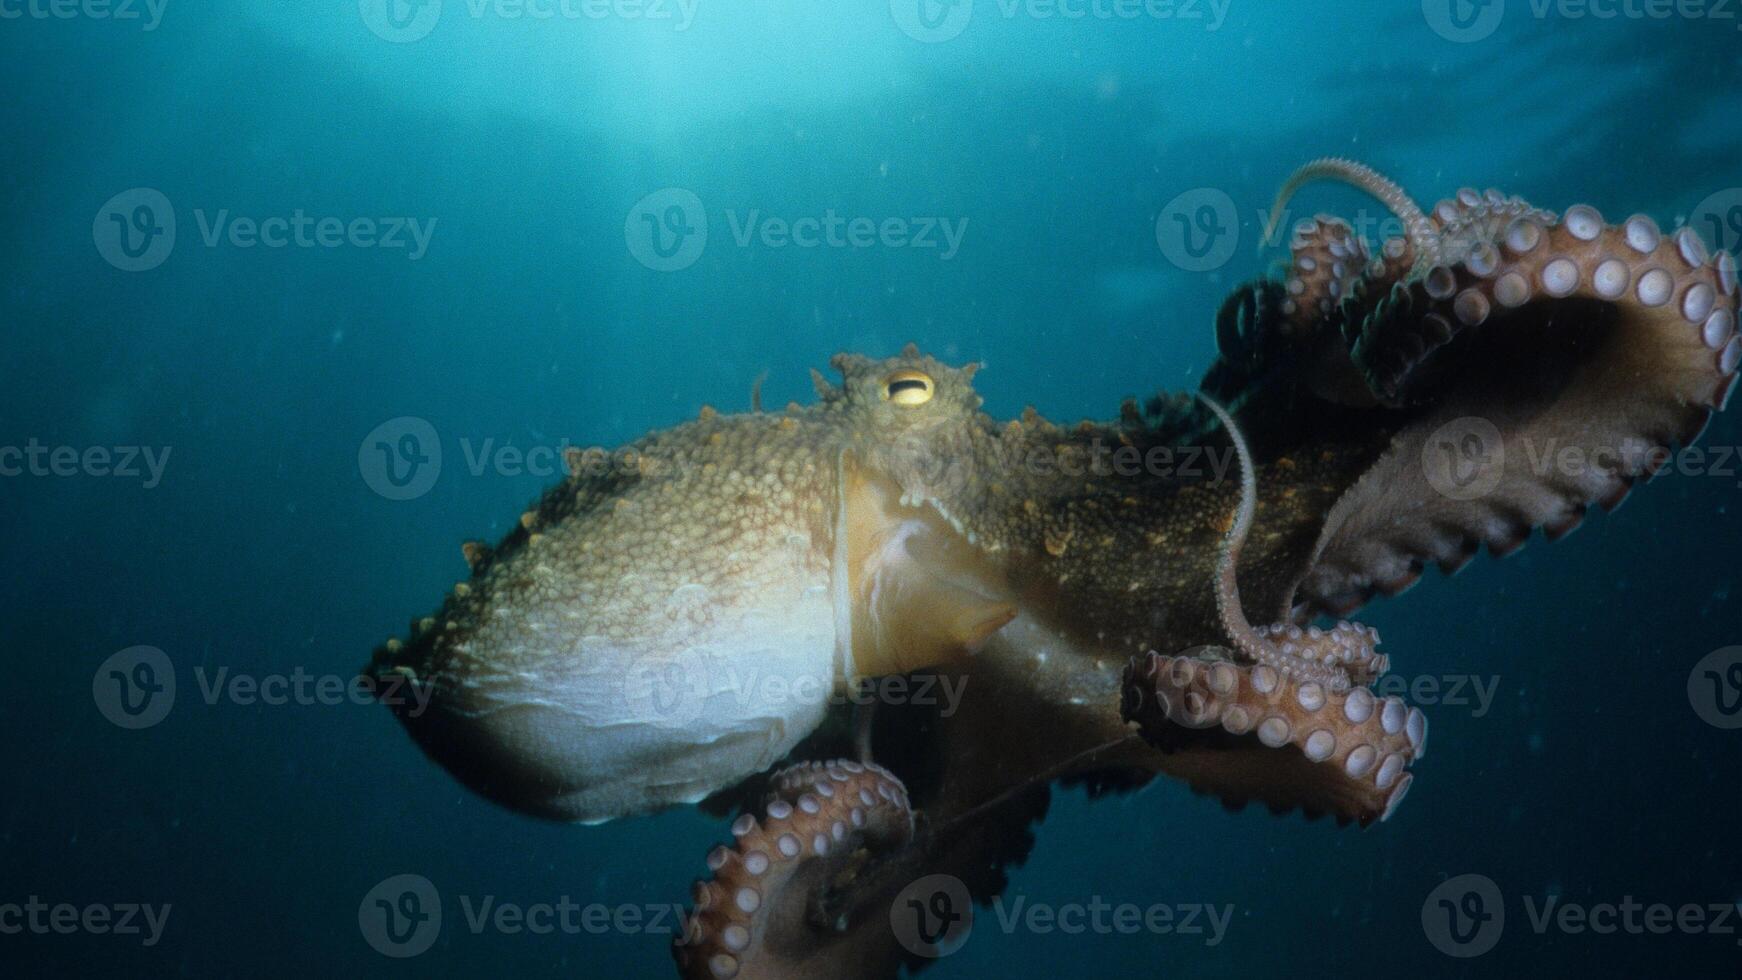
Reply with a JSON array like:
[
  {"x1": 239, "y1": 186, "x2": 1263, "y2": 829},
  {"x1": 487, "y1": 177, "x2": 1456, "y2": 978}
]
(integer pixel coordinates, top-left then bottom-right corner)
[{"x1": 882, "y1": 370, "x2": 936, "y2": 407}]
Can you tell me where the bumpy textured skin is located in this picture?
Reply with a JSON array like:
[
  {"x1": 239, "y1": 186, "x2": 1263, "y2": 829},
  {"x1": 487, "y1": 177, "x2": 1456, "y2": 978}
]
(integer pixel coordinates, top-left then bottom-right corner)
[
  {"x1": 369, "y1": 396, "x2": 848, "y2": 820},
  {"x1": 365, "y1": 160, "x2": 1738, "y2": 979},
  {"x1": 367, "y1": 344, "x2": 1357, "y2": 821}
]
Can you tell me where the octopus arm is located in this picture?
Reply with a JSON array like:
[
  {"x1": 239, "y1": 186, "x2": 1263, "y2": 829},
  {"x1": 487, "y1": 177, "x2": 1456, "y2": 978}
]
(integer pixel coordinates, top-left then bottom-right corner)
[
  {"x1": 1206, "y1": 164, "x2": 1738, "y2": 619},
  {"x1": 1123, "y1": 651, "x2": 1420, "y2": 826},
  {"x1": 675, "y1": 758, "x2": 1052, "y2": 980}
]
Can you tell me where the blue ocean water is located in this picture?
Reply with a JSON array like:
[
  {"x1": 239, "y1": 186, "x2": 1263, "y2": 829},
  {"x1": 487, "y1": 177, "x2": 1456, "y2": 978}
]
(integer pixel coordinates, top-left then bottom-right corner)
[{"x1": 4, "y1": 1, "x2": 1741, "y2": 976}]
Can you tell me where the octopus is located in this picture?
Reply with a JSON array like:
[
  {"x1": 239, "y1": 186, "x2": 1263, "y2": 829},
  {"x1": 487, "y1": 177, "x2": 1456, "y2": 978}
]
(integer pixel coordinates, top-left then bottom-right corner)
[{"x1": 364, "y1": 159, "x2": 1739, "y2": 978}]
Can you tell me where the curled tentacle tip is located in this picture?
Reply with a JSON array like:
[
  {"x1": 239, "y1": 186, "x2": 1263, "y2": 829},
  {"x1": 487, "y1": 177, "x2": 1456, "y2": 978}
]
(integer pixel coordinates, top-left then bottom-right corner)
[
  {"x1": 674, "y1": 760, "x2": 915, "y2": 980},
  {"x1": 1265, "y1": 159, "x2": 1439, "y2": 268}
]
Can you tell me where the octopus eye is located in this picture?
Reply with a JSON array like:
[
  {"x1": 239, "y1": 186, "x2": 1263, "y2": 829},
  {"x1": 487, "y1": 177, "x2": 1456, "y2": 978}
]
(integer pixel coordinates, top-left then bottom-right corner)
[{"x1": 881, "y1": 370, "x2": 936, "y2": 407}]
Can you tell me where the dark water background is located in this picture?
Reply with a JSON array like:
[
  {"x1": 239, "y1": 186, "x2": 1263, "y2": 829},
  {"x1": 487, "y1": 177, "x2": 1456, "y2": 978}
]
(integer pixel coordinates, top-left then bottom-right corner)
[{"x1": 4, "y1": 1, "x2": 1741, "y2": 976}]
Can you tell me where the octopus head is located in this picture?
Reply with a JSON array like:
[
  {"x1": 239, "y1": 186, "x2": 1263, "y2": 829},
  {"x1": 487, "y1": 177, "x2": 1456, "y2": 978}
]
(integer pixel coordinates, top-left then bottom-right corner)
[
  {"x1": 827, "y1": 344, "x2": 982, "y2": 425},
  {"x1": 822, "y1": 344, "x2": 991, "y2": 508}
]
